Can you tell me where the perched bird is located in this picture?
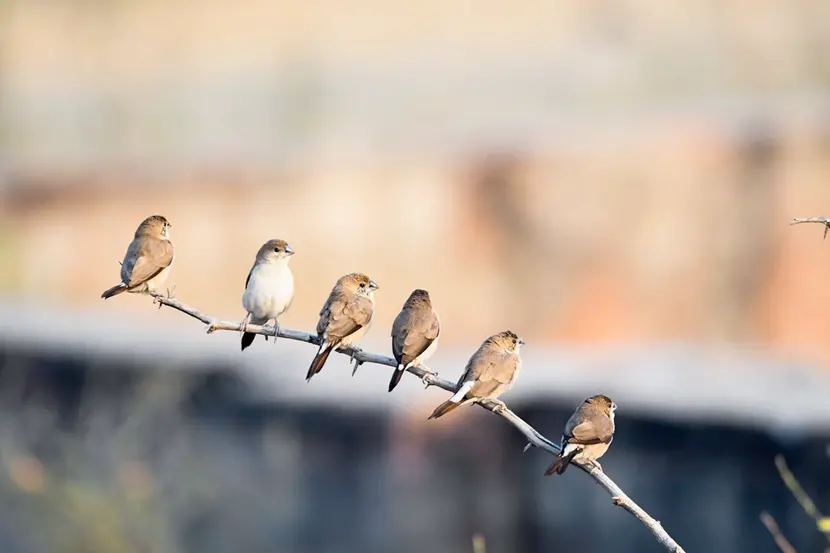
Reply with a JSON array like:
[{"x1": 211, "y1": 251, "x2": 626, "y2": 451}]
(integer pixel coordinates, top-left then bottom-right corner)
[
  {"x1": 101, "y1": 215, "x2": 174, "y2": 299},
  {"x1": 389, "y1": 289, "x2": 440, "y2": 392},
  {"x1": 428, "y1": 330, "x2": 524, "y2": 420},
  {"x1": 240, "y1": 239, "x2": 296, "y2": 351},
  {"x1": 306, "y1": 273, "x2": 379, "y2": 381},
  {"x1": 544, "y1": 394, "x2": 616, "y2": 475}
]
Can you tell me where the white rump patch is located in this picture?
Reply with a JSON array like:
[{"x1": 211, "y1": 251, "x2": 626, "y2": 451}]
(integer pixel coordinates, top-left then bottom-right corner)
[{"x1": 449, "y1": 381, "x2": 475, "y2": 403}]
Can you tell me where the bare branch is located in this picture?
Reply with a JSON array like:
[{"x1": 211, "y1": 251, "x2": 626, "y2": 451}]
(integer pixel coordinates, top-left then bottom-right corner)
[
  {"x1": 760, "y1": 511, "x2": 798, "y2": 553},
  {"x1": 791, "y1": 217, "x2": 830, "y2": 239},
  {"x1": 148, "y1": 292, "x2": 687, "y2": 553}
]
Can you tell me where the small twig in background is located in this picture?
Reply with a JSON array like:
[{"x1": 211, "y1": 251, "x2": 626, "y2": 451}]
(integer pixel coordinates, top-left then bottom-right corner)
[
  {"x1": 791, "y1": 217, "x2": 830, "y2": 239},
  {"x1": 760, "y1": 511, "x2": 798, "y2": 553},
  {"x1": 775, "y1": 455, "x2": 830, "y2": 544}
]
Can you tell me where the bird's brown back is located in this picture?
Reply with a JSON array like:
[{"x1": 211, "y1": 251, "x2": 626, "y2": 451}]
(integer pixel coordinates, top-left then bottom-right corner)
[
  {"x1": 121, "y1": 236, "x2": 174, "y2": 287},
  {"x1": 317, "y1": 285, "x2": 373, "y2": 342},
  {"x1": 391, "y1": 301, "x2": 440, "y2": 366},
  {"x1": 457, "y1": 340, "x2": 521, "y2": 399},
  {"x1": 564, "y1": 403, "x2": 615, "y2": 445}
]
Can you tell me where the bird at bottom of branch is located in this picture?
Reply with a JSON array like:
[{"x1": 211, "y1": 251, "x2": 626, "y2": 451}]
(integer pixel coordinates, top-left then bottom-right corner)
[{"x1": 545, "y1": 394, "x2": 616, "y2": 475}]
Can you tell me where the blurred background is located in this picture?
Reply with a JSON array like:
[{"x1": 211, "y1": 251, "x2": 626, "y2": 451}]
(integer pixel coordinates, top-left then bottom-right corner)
[{"x1": 1, "y1": 0, "x2": 830, "y2": 552}]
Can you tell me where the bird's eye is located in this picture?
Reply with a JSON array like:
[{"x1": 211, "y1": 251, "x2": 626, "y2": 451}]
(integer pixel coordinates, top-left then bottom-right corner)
[
  {"x1": 274, "y1": 248, "x2": 280, "y2": 252},
  {"x1": 512, "y1": 339, "x2": 517, "y2": 344},
  {"x1": 359, "y1": 282, "x2": 366, "y2": 288}
]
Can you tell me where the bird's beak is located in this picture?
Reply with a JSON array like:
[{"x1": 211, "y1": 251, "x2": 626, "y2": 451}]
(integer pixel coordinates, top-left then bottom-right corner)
[
  {"x1": 284, "y1": 244, "x2": 295, "y2": 256},
  {"x1": 368, "y1": 279, "x2": 379, "y2": 290},
  {"x1": 518, "y1": 338, "x2": 526, "y2": 345}
]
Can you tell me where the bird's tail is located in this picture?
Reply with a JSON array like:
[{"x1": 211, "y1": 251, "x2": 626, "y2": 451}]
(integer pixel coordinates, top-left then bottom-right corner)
[
  {"x1": 388, "y1": 364, "x2": 407, "y2": 392},
  {"x1": 428, "y1": 399, "x2": 464, "y2": 419},
  {"x1": 101, "y1": 283, "x2": 128, "y2": 299},
  {"x1": 241, "y1": 332, "x2": 257, "y2": 351},
  {"x1": 428, "y1": 380, "x2": 475, "y2": 420},
  {"x1": 544, "y1": 448, "x2": 579, "y2": 476},
  {"x1": 306, "y1": 342, "x2": 334, "y2": 381}
]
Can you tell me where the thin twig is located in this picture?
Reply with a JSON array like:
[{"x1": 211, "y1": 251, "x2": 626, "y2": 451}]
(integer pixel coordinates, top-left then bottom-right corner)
[
  {"x1": 791, "y1": 217, "x2": 830, "y2": 239},
  {"x1": 148, "y1": 292, "x2": 687, "y2": 553},
  {"x1": 760, "y1": 511, "x2": 798, "y2": 553},
  {"x1": 775, "y1": 455, "x2": 830, "y2": 544}
]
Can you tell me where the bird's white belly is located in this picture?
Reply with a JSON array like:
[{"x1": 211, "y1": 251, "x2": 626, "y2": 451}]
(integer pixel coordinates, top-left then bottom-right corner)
[
  {"x1": 147, "y1": 261, "x2": 173, "y2": 290},
  {"x1": 131, "y1": 259, "x2": 173, "y2": 294},
  {"x1": 242, "y1": 264, "x2": 294, "y2": 321},
  {"x1": 410, "y1": 335, "x2": 439, "y2": 368}
]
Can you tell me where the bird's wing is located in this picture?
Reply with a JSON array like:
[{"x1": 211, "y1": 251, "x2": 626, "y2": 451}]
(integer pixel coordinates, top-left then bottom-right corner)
[
  {"x1": 316, "y1": 292, "x2": 338, "y2": 337},
  {"x1": 565, "y1": 413, "x2": 614, "y2": 445},
  {"x1": 122, "y1": 238, "x2": 173, "y2": 288},
  {"x1": 391, "y1": 309, "x2": 409, "y2": 362},
  {"x1": 482, "y1": 351, "x2": 518, "y2": 385},
  {"x1": 342, "y1": 294, "x2": 373, "y2": 330},
  {"x1": 393, "y1": 308, "x2": 440, "y2": 366},
  {"x1": 320, "y1": 293, "x2": 370, "y2": 342},
  {"x1": 244, "y1": 266, "x2": 254, "y2": 290},
  {"x1": 464, "y1": 350, "x2": 518, "y2": 398}
]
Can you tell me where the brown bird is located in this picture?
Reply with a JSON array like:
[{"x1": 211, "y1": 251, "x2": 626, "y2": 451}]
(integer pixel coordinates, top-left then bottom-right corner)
[
  {"x1": 544, "y1": 394, "x2": 616, "y2": 475},
  {"x1": 306, "y1": 273, "x2": 378, "y2": 381},
  {"x1": 101, "y1": 215, "x2": 174, "y2": 299},
  {"x1": 389, "y1": 289, "x2": 441, "y2": 392},
  {"x1": 428, "y1": 330, "x2": 523, "y2": 419}
]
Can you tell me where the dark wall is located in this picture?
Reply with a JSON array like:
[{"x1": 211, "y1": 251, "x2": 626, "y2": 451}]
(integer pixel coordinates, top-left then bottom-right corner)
[{"x1": 0, "y1": 347, "x2": 827, "y2": 553}]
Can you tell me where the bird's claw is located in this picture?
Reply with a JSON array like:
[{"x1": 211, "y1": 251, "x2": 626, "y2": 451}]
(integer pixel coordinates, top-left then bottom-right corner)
[
  {"x1": 523, "y1": 442, "x2": 533, "y2": 453},
  {"x1": 206, "y1": 321, "x2": 218, "y2": 334},
  {"x1": 239, "y1": 313, "x2": 251, "y2": 335},
  {"x1": 589, "y1": 460, "x2": 604, "y2": 472},
  {"x1": 490, "y1": 399, "x2": 507, "y2": 415},
  {"x1": 149, "y1": 291, "x2": 164, "y2": 309},
  {"x1": 420, "y1": 370, "x2": 438, "y2": 389},
  {"x1": 350, "y1": 348, "x2": 364, "y2": 376}
]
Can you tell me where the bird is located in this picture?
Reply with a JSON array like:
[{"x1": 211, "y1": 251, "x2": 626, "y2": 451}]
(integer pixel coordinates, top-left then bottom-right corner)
[
  {"x1": 389, "y1": 289, "x2": 440, "y2": 392},
  {"x1": 428, "y1": 330, "x2": 524, "y2": 420},
  {"x1": 306, "y1": 273, "x2": 378, "y2": 381},
  {"x1": 101, "y1": 215, "x2": 174, "y2": 299},
  {"x1": 544, "y1": 394, "x2": 616, "y2": 475},
  {"x1": 240, "y1": 239, "x2": 296, "y2": 351}
]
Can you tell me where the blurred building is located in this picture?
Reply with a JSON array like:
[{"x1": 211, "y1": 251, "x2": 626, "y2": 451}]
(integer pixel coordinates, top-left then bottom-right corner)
[{"x1": 0, "y1": 303, "x2": 829, "y2": 553}]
